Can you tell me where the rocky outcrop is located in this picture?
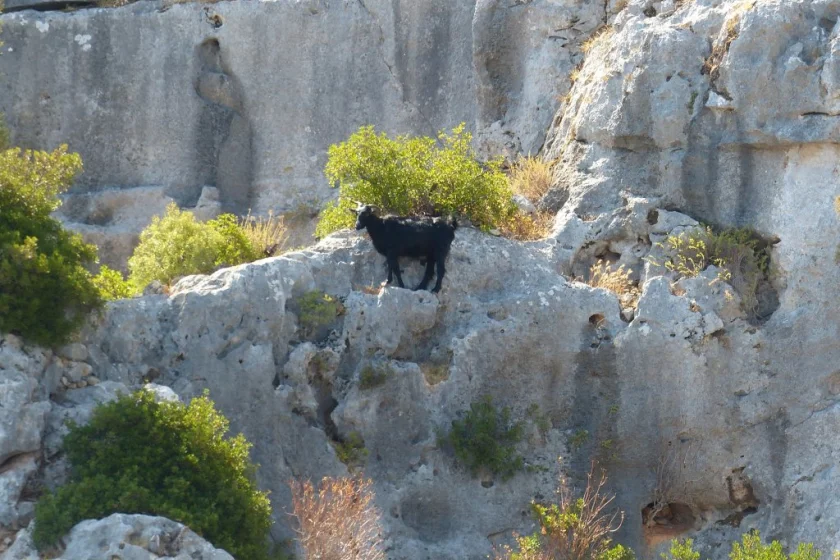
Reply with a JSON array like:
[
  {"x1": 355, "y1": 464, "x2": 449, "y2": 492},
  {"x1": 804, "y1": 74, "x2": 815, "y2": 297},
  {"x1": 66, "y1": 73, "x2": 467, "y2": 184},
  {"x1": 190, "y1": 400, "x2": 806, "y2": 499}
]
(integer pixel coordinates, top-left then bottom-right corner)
[
  {"x1": 3, "y1": 514, "x2": 233, "y2": 560},
  {"x1": 1, "y1": 0, "x2": 840, "y2": 558}
]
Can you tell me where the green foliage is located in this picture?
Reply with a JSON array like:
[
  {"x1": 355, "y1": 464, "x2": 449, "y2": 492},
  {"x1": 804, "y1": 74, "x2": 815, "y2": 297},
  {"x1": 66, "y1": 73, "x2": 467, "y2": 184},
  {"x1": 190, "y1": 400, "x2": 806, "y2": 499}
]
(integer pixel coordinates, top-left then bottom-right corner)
[
  {"x1": 207, "y1": 213, "x2": 262, "y2": 266},
  {"x1": 652, "y1": 226, "x2": 770, "y2": 314},
  {"x1": 0, "y1": 145, "x2": 103, "y2": 346},
  {"x1": 439, "y1": 396, "x2": 524, "y2": 480},
  {"x1": 526, "y1": 403, "x2": 551, "y2": 435},
  {"x1": 127, "y1": 204, "x2": 261, "y2": 291},
  {"x1": 663, "y1": 539, "x2": 701, "y2": 560},
  {"x1": 333, "y1": 431, "x2": 368, "y2": 469},
  {"x1": 92, "y1": 265, "x2": 137, "y2": 301},
  {"x1": 33, "y1": 390, "x2": 272, "y2": 559},
  {"x1": 359, "y1": 364, "x2": 391, "y2": 390},
  {"x1": 729, "y1": 532, "x2": 821, "y2": 560},
  {"x1": 0, "y1": 114, "x2": 9, "y2": 151},
  {"x1": 570, "y1": 429, "x2": 590, "y2": 451},
  {"x1": 296, "y1": 290, "x2": 343, "y2": 338},
  {"x1": 315, "y1": 124, "x2": 516, "y2": 237}
]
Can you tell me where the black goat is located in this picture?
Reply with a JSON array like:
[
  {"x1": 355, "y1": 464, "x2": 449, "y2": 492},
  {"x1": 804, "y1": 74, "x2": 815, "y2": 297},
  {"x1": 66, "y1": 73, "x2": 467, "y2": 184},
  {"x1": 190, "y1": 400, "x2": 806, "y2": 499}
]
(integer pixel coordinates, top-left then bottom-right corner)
[{"x1": 352, "y1": 204, "x2": 457, "y2": 293}]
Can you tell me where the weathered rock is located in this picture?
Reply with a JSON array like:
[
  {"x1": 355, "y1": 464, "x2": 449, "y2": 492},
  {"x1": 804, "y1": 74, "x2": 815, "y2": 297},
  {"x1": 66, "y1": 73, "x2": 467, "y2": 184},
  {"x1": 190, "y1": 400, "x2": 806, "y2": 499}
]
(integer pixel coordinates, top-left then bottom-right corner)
[
  {"x1": 0, "y1": 454, "x2": 37, "y2": 528},
  {"x1": 1, "y1": 514, "x2": 233, "y2": 560}
]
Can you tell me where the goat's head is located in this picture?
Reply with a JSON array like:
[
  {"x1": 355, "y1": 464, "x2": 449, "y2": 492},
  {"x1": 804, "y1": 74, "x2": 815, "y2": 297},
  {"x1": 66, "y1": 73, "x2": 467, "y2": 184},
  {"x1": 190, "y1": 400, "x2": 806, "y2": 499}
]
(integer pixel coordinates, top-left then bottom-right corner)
[{"x1": 351, "y1": 204, "x2": 378, "y2": 230}]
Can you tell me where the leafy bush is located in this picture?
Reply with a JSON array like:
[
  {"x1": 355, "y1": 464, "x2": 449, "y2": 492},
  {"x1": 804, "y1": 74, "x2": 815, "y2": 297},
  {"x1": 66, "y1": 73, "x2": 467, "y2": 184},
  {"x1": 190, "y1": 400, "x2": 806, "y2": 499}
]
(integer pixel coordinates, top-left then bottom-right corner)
[
  {"x1": 92, "y1": 265, "x2": 137, "y2": 301},
  {"x1": 359, "y1": 363, "x2": 391, "y2": 390},
  {"x1": 32, "y1": 390, "x2": 272, "y2": 559},
  {"x1": 662, "y1": 539, "x2": 700, "y2": 560},
  {"x1": 290, "y1": 477, "x2": 385, "y2": 560},
  {"x1": 0, "y1": 145, "x2": 104, "y2": 346},
  {"x1": 652, "y1": 226, "x2": 770, "y2": 314},
  {"x1": 439, "y1": 396, "x2": 524, "y2": 480},
  {"x1": 315, "y1": 124, "x2": 516, "y2": 237},
  {"x1": 494, "y1": 466, "x2": 629, "y2": 560},
  {"x1": 127, "y1": 204, "x2": 261, "y2": 291},
  {"x1": 661, "y1": 533, "x2": 822, "y2": 560},
  {"x1": 730, "y1": 532, "x2": 821, "y2": 560}
]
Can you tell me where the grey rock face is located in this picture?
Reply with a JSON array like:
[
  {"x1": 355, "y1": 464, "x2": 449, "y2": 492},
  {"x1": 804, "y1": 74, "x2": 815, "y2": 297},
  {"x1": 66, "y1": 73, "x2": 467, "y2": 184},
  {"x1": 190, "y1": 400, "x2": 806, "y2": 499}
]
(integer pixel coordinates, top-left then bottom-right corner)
[{"x1": 2, "y1": 514, "x2": 233, "y2": 560}]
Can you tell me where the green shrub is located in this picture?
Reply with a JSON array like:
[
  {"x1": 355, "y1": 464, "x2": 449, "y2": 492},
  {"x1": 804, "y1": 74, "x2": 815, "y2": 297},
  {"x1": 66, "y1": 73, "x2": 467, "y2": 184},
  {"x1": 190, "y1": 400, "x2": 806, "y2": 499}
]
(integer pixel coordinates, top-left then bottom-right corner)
[
  {"x1": 0, "y1": 114, "x2": 9, "y2": 151},
  {"x1": 32, "y1": 390, "x2": 272, "y2": 559},
  {"x1": 333, "y1": 431, "x2": 368, "y2": 469},
  {"x1": 439, "y1": 396, "x2": 524, "y2": 480},
  {"x1": 127, "y1": 204, "x2": 261, "y2": 291},
  {"x1": 652, "y1": 226, "x2": 770, "y2": 314},
  {"x1": 315, "y1": 124, "x2": 516, "y2": 237},
  {"x1": 662, "y1": 539, "x2": 701, "y2": 560},
  {"x1": 730, "y1": 532, "x2": 821, "y2": 560},
  {"x1": 359, "y1": 363, "x2": 391, "y2": 390},
  {"x1": 296, "y1": 290, "x2": 343, "y2": 338},
  {"x1": 495, "y1": 466, "x2": 630, "y2": 560},
  {"x1": 92, "y1": 265, "x2": 137, "y2": 301},
  {"x1": 0, "y1": 145, "x2": 103, "y2": 346}
]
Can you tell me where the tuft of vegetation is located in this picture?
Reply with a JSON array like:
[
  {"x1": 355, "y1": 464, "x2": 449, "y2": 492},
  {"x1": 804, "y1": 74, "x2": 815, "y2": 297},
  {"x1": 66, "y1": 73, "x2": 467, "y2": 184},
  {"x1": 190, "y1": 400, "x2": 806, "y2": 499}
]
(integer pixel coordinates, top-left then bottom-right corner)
[
  {"x1": 702, "y1": 1, "x2": 755, "y2": 84},
  {"x1": 439, "y1": 396, "x2": 524, "y2": 480},
  {"x1": 333, "y1": 431, "x2": 368, "y2": 469},
  {"x1": 359, "y1": 363, "x2": 391, "y2": 390},
  {"x1": 730, "y1": 532, "x2": 821, "y2": 560},
  {"x1": 91, "y1": 265, "x2": 137, "y2": 301},
  {"x1": 494, "y1": 465, "x2": 629, "y2": 560},
  {"x1": 32, "y1": 390, "x2": 272, "y2": 559},
  {"x1": 296, "y1": 290, "x2": 344, "y2": 339},
  {"x1": 569, "y1": 429, "x2": 590, "y2": 452},
  {"x1": 502, "y1": 210, "x2": 555, "y2": 241},
  {"x1": 126, "y1": 204, "x2": 263, "y2": 291},
  {"x1": 239, "y1": 210, "x2": 288, "y2": 257},
  {"x1": 834, "y1": 196, "x2": 840, "y2": 217},
  {"x1": 662, "y1": 539, "x2": 701, "y2": 560},
  {"x1": 526, "y1": 403, "x2": 552, "y2": 436},
  {"x1": 509, "y1": 156, "x2": 554, "y2": 203},
  {"x1": 0, "y1": 144, "x2": 104, "y2": 346},
  {"x1": 290, "y1": 477, "x2": 385, "y2": 560},
  {"x1": 586, "y1": 260, "x2": 639, "y2": 307},
  {"x1": 315, "y1": 124, "x2": 517, "y2": 237},
  {"x1": 0, "y1": 115, "x2": 9, "y2": 151},
  {"x1": 651, "y1": 226, "x2": 770, "y2": 314}
]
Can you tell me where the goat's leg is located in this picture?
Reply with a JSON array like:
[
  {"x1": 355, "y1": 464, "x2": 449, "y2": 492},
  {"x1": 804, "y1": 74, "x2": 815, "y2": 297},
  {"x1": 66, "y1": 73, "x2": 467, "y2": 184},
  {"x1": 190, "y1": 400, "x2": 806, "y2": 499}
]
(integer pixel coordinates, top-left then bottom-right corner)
[
  {"x1": 387, "y1": 254, "x2": 406, "y2": 288},
  {"x1": 431, "y1": 254, "x2": 447, "y2": 293},
  {"x1": 385, "y1": 259, "x2": 393, "y2": 285},
  {"x1": 415, "y1": 255, "x2": 436, "y2": 291}
]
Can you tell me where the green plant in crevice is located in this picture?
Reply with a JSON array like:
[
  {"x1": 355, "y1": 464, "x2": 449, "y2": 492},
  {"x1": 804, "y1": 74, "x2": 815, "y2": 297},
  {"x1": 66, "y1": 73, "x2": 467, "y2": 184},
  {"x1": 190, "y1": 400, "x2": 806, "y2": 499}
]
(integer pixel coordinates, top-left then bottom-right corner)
[
  {"x1": 438, "y1": 396, "x2": 524, "y2": 480},
  {"x1": 295, "y1": 290, "x2": 344, "y2": 339},
  {"x1": 359, "y1": 363, "x2": 392, "y2": 390},
  {"x1": 333, "y1": 431, "x2": 368, "y2": 470},
  {"x1": 569, "y1": 429, "x2": 590, "y2": 452},
  {"x1": 648, "y1": 226, "x2": 770, "y2": 315},
  {"x1": 92, "y1": 265, "x2": 137, "y2": 301},
  {"x1": 661, "y1": 539, "x2": 700, "y2": 560}
]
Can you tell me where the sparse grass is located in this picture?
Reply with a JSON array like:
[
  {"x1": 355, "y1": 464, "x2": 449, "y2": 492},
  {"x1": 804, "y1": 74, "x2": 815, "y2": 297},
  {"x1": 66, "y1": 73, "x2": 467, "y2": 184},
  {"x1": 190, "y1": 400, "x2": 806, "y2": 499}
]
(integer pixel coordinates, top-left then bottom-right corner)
[
  {"x1": 333, "y1": 431, "x2": 368, "y2": 469},
  {"x1": 586, "y1": 260, "x2": 640, "y2": 307},
  {"x1": 359, "y1": 364, "x2": 391, "y2": 390},
  {"x1": 494, "y1": 463, "x2": 628, "y2": 560},
  {"x1": 240, "y1": 210, "x2": 287, "y2": 258},
  {"x1": 835, "y1": 195, "x2": 840, "y2": 217},
  {"x1": 703, "y1": 1, "x2": 756, "y2": 83},
  {"x1": 502, "y1": 211, "x2": 555, "y2": 241},
  {"x1": 527, "y1": 403, "x2": 552, "y2": 436},
  {"x1": 296, "y1": 290, "x2": 344, "y2": 339},
  {"x1": 420, "y1": 362, "x2": 450, "y2": 385},
  {"x1": 289, "y1": 476, "x2": 385, "y2": 560},
  {"x1": 509, "y1": 157, "x2": 555, "y2": 203},
  {"x1": 570, "y1": 429, "x2": 590, "y2": 451},
  {"x1": 580, "y1": 26, "x2": 615, "y2": 55}
]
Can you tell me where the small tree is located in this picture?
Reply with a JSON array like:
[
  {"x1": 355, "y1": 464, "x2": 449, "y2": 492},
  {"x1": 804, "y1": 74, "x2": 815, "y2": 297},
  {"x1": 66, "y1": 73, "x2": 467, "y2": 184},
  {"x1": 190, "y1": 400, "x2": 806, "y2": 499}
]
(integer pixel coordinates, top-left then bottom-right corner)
[
  {"x1": 0, "y1": 144, "x2": 103, "y2": 346},
  {"x1": 316, "y1": 124, "x2": 516, "y2": 237},
  {"x1": 33, "y1": 390, "x2": 272, "y2": 559}
]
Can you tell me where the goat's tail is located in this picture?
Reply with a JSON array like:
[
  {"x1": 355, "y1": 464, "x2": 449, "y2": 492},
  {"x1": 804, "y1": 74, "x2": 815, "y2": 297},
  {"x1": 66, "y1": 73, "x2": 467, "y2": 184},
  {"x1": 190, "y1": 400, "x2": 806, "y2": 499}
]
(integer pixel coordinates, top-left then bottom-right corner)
[{"x1": 448, "y1": 216, "x2": 458, "y2": 230}]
